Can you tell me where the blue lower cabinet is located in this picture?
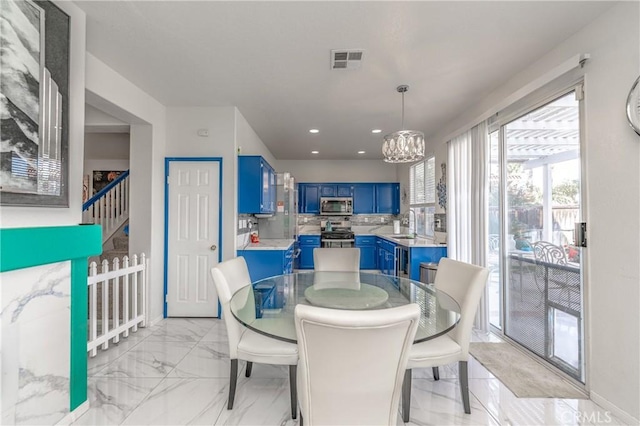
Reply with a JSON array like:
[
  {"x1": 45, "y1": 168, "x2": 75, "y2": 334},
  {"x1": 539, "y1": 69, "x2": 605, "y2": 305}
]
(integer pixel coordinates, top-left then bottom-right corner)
[
  {"x1": 355, "y1": 236, "x2": 376, "y2": 269},
  {"x1": 253, "y1": 282, "x2": 276, "y2": 318},
  {"x1": 298, "y1": 235, "x2": 321, "y2": 269},
  {"x1": 238, "y1": 249, "x2": 291, "y2": 282},
  {"x1": 238, "y1": 246, "x2": 295, "y2": 311},
  {"x1": 409, "y1": 246, "x2": 447, "y2": 281}
]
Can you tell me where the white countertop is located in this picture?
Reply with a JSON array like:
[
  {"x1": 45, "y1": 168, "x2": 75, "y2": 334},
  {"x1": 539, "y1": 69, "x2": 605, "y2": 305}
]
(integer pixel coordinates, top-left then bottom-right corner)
[
  {"x1": 238, "y1": 239, "x2": 295, "y2": 251},
  {"x1": 375, "y1": 233, "x2": 447, "y2": 248}
]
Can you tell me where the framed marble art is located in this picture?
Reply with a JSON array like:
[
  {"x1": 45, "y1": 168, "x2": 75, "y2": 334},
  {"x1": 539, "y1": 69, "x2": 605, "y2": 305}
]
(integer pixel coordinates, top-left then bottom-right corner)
[{"x1": 0, "y1": 0, "x2": 70, "y2": 207}]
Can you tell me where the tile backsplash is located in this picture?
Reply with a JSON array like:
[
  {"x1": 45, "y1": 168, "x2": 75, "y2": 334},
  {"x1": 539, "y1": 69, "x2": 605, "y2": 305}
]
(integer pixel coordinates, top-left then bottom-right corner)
[{"x1": 298, "y1": 214, "x2": 399, "y2": 226}]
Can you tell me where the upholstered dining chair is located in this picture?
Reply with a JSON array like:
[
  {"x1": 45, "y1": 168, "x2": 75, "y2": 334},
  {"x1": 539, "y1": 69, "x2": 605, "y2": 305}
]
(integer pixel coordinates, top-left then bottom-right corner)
[
  {"x1": 313, "y1": 247, "x2": 360, "y2": 271},
  {"x1": 402, "y1": 258, "x2": 489, "y2": 421},
  {"x1": 295, "y1": 303, "x2": 420, "y2": 426},
  {"x1": 210, "y1": 257, "x2": 299, "y2": 419}
]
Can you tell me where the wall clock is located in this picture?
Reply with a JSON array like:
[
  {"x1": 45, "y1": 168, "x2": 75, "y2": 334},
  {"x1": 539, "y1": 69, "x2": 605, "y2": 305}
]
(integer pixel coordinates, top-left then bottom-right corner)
[{"x1": 626, "y1": 76, "x2": 640, "y2": 136}]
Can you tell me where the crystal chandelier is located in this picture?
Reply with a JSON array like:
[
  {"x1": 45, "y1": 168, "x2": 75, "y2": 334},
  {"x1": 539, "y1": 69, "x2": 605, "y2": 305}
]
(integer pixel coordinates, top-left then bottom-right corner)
[{"x1": 382, "y1": 85, "x2": 425, "y2": 163}]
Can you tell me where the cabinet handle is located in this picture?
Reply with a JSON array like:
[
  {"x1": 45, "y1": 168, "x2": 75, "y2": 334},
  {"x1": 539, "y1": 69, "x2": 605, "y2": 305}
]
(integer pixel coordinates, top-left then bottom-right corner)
[{"x1": 210, "y1": 245, "x2": 217, "y2": 251}]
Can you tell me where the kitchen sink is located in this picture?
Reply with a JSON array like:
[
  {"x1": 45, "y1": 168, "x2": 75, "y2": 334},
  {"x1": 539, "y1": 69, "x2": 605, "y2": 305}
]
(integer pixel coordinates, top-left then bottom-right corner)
[{"x1": 392, "y1": 235, "x2": 415, "y2": 239}]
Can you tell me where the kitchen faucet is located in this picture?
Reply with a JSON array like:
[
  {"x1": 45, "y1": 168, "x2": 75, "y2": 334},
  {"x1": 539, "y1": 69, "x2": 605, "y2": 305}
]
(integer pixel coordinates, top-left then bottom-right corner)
[{"x1": 401, "y1": 208, "x2": 417, "y2": 238}]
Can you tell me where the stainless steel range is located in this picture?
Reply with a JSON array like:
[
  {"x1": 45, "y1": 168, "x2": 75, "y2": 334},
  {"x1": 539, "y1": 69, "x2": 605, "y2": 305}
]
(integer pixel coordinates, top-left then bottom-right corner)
[{"x1": 320, "y1": 220, "x2": 354, "y2": 248}]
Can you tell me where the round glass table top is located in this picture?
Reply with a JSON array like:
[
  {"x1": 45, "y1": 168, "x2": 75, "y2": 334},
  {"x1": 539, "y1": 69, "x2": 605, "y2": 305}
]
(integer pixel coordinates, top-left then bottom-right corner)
[{"x1": 229, "y1": 271, "x2": 460, "y2": 344}]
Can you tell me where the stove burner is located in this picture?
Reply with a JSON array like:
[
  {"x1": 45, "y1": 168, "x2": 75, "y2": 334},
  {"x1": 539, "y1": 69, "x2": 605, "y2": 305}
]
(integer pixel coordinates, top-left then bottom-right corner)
[{"x1": 321, "y1": 230, "x2": 355, "y2": 240}]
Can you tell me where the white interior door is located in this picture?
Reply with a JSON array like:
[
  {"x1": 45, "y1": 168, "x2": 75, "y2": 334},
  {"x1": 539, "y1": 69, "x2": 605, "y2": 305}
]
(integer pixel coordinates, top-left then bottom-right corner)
[{"x1": 167, "y1": 160, "x2": 220, "y2": 317}]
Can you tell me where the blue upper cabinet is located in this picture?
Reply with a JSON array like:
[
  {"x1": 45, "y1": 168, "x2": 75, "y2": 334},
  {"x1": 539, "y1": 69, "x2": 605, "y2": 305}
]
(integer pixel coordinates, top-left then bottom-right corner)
[
  {"x1": 300, "y1": 184, "x2": 320, "y2": 213},
  {"x1": 238, "y1": 156, "x2": 276, "y2": 214},
  {"x1": 320, "y1": 185, "x2": 336, "y2": 197},
  {"x1": 375, "y1": 183, "x2": 400, "y2": 214},
  {"x1": 298, "y1": 182, "x2": 399, "y2": 214},
  {"x1": 352, "y1": 183, "x2": 375, "y2": 214},
  {"x1": 337, "y1": 185, "x2": 353, "y2": 197}
]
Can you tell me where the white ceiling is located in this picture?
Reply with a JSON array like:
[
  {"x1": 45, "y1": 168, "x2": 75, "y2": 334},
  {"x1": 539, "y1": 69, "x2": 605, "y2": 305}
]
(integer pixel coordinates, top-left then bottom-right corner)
[{"x1": 75, "y1": 1, "x2": 615, "y2": 160}]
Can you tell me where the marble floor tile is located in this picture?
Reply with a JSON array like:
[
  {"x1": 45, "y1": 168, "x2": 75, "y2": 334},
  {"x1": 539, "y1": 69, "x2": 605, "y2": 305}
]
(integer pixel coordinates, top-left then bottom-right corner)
[
  {"x1": 121, "y1": 378, "x2": 227, "y2": 425},
  {"x1": 145, "y1": 318, "x2": 216, "y2": 343},
  {"x1": 167, "y1": 341, "x2": 231, "y2": 378},
  {"x1": 407, "y1": 378, "x2": 499, "y2": 425},
  {"x1": 96, "y1": 340, "x2": 196, "y2": 378},
  {"x1": 75, "y1": 319, "x2": 622, "y2": 426},
  {"x1": 200, "y1": 321, "x2": 229, "y2": 342},
  {"x1": 88, "y1": 328, "x2": 155, "y2": 376},
  {"x1": 214, "y1": 377, "x2": 294, "y2": 425},
  {"x1": 560, "y1": 398, "x2": 626, "y2": 425},
  {"x1": 410, "y1": 357, "x2": 496, "y2": 381},
  {"x1": 469, "y1": 377, "x2": 593, "y2": 426},
  {"x1": 73, "y1": 377, "x2": 163, "y2": 425}
]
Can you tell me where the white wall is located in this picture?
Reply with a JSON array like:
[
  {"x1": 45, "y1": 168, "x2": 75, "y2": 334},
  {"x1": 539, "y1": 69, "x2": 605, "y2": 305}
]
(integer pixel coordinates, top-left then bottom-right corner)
[
  {"x1": 423, "y1": 3, "x2": 639, "y2": 421},
  {"x1": 236, "y1": 110, "x2": 277, "y2": 166},
  {"x1": 83, "y1": 133, "x2": 130, "y2": 194},
  {"x1": 277, "y1": 160, "x2": 398, "y2": 182},
  {"x1": 84, "y1": 133, "x2": 130, "y2": 160},
  {"x1": 165, "y1": 107, "x2": 237, "y2": 262},
  {"x1": 85, "y1": 53, "x2": 167, "y2": 324}
]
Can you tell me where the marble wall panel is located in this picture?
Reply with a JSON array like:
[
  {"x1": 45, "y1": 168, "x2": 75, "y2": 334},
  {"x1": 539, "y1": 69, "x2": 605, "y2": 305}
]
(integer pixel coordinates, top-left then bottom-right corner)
[{"x1": 1, "y1": 261, "x2": 71, "y2": 425}]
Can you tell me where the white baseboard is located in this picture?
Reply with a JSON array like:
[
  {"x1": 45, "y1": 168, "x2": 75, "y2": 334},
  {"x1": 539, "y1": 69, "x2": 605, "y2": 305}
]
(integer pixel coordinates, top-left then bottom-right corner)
[
  {"x1": 590, "y1": 391, "x2": 639, "y2": 425},
  {"x1": 56, "y1": 401, "x2": 90, "y2": 425}
]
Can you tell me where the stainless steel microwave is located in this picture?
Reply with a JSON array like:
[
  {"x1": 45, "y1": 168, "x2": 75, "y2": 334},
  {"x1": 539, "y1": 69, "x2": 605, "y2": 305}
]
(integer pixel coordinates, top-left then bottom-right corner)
[{"x1": 320, "y1": 197, "x2": 353, "y2": 215}]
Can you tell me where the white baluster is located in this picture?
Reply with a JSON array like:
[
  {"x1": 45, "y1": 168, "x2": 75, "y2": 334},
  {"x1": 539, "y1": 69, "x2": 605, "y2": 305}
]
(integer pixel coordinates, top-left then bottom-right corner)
[
  {"x1": 122, "y1": 255, "x2": 130, "y2": 338},
  {"x1": 115, "y1": 183, "x2": 121, "y2": 221},
  {"x1": 89, "y1": 261, "x2": 98, "y2": 357},
  {"x1": 141, "y1": 253, "x2": 148, "y2": 327},
  {"x1": 101, "y1": 259, "x2": 109, "y2": 350},
  {"x1": 112, "y1": 257, "x2": 120, "y2": 344},
  {"x1": 132, "y1": 254, "x2": 139, "y2": 332}
]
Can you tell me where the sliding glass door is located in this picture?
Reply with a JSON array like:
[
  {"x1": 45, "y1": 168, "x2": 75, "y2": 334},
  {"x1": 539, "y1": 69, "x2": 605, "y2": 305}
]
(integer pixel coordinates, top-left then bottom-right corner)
[{"x1": 491, "y1": 89, "x2": 585, "y2": 382}]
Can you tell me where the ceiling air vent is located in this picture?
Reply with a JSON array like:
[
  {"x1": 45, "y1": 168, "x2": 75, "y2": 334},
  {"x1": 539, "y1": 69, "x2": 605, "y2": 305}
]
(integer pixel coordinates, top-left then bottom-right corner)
[{"x1": 331, "y1": 49, "x2": 364, "y2": 70}]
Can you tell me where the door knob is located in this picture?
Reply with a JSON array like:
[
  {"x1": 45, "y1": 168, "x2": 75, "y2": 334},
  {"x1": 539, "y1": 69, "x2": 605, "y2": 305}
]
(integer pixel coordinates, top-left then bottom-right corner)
[{"x1": 210, "y1": 245, "x2": 217, "y2": 251}]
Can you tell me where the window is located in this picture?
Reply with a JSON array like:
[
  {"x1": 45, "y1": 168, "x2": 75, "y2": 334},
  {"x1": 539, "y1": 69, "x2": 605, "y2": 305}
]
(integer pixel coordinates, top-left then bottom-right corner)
[{"x1": 409, "y1": 156, "x2": 435, "y2": 237}]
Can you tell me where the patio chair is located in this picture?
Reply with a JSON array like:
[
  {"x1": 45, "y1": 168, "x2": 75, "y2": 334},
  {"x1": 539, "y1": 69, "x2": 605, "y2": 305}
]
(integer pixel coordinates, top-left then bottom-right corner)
[{"x1": 531, "y1": 241, "x2": 581, "y2": 313}]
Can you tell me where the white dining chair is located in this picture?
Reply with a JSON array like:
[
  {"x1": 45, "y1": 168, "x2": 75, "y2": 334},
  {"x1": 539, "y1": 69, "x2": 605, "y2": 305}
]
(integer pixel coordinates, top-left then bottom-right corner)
[
  {"x1": 295, "y1": 303, "x2": 420, "y2": 426},
  {"x1": 210, "y1": 257, "x2": 299, "y2": 419},
  {"x1": 402, "y1": 258, "x2": 489, "y2": 421},
  {"x1": 313, "y1": 247, "x2": 360, "y2": 271}
]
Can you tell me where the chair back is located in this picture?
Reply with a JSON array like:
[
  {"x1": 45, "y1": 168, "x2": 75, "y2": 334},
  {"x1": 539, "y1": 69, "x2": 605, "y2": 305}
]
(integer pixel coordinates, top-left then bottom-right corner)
[
  {"x1": 210, "y1": 256, "x2": 255, "y2": 358},
  {"x1": 532, "y1": 241, "x2": 567, "y2": 265},
  {"x1": 313, "y1": 248, "x2": 360, "y2": 271},
  {"x1": 295, "y1": 303, "x2": 420, "y2": 426},
  {"x1": 434, "y1": 258, "x2": 489, "y2": 356}
]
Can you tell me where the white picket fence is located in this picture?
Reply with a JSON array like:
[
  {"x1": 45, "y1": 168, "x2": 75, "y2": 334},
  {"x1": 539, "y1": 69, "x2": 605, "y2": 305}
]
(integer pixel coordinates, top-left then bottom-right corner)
[{"x1": 87, "y1": 253, "x2": 148, "y2": 357}]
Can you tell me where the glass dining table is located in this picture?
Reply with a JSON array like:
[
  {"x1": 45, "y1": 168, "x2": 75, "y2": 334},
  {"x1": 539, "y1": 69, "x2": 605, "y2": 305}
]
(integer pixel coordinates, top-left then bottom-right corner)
[{"x1": 229, "y1": 271, "x2": 460, "y2": 344}]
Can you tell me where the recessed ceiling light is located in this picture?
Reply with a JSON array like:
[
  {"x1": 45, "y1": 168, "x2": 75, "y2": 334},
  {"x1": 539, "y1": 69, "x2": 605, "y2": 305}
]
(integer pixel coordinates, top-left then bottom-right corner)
[
  {"x1": 311, "y1": 150, "x2": 319, "y2": 154},
  {"x1": 357, "y1": 151, "x2": 366, "y2": 154},
  {"x1": 371, "y1": 129, "x2": 382, "y2": 134},
  {"x1": 309, "y1": 129, "x2": 319, "y2": 134}
]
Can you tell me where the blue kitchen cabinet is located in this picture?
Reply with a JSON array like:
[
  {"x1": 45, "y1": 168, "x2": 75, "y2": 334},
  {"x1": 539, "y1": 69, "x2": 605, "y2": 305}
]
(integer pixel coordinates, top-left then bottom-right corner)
[
  {"x1": 408, "y1": 246, "x2": 447, "y2": 281},
  {"x1": 298, "y1": 235, "x2": 321, "y2": 269},
  {"x1": 337, "y1": 185, "x2": 353, "y2": 197},
  {"x1": 238, "y1": 156, "x2": 276, "y2": 214},
  {"x1": 300, "y1": 184, "x2": 320, "y2": 213},
  {"x1": 377, "y1": 237, "x2": 397, "y2": 275},
  {"x1": 237, "y1": 244, "x2": 295, "y2": 311},
  {"x1": 237, "y1": 245, "x2": 294, "y2": 282},
  {"x1": 375, "y1": 183, "x2": 400, "y2": 214},
  {"x1": 355, "y1": 235, "x2": 376, "y2": 269},
  {"x1": 320, "y1": 185, "x2": 336, "y2": 197},
  {"x1": 352, "y1": 184, "x2": 375, "y2": 214}
]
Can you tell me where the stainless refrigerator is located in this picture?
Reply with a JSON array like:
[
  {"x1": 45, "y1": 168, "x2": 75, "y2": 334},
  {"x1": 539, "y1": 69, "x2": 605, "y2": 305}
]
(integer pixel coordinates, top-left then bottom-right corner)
[{"x1": 257, "y1": 172, "x2": 298, "y2": 240}]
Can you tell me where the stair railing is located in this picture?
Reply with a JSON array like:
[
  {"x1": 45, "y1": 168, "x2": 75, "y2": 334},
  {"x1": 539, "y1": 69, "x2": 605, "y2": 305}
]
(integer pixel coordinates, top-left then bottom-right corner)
[{"x1": 83, "y1": 170, "x2": 130, "y2": 243}]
